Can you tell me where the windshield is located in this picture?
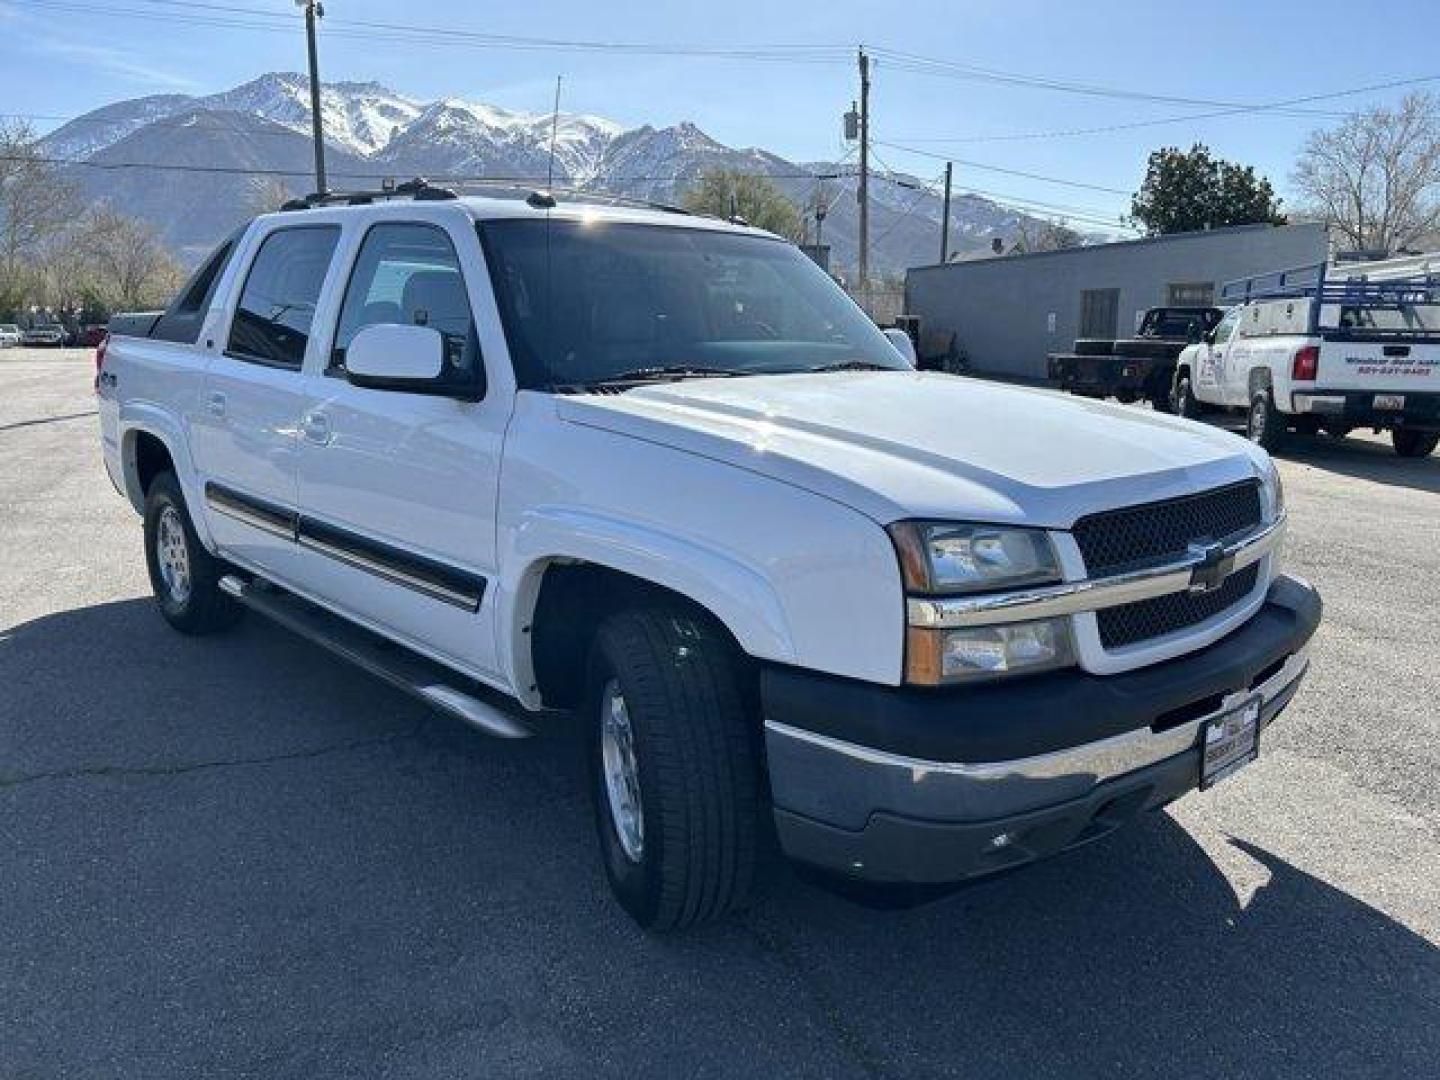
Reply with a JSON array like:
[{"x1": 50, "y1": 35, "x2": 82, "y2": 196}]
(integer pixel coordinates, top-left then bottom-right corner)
[{"x1": 479, "y1": 219, "x2": 907, "y2": 389}]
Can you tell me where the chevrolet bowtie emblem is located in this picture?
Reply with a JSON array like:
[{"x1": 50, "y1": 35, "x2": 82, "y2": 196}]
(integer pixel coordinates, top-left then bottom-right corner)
[{"x1": 1187, "y1": 540, "x2": 1235, "y2": 594}]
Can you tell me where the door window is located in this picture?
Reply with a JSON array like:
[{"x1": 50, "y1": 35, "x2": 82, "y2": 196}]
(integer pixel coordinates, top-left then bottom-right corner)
[
  {"x1": 225, "y1": 226, "x2": 340, "y2": 369},
  {"x1": 331, "y1": 222, "x2": 481, "y2": 393},
  {"x1": 1212, "y1": 308, "x2": 1241, "y2": 345}
]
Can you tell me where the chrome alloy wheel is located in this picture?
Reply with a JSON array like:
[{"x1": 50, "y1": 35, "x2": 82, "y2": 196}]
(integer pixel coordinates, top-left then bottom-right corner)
[
  {"x1": 155, "y1": 505, "x2": 192, "y2": 605},
  {"x1": 600, "y1": 678, "x2": 644, "y2": 862}
]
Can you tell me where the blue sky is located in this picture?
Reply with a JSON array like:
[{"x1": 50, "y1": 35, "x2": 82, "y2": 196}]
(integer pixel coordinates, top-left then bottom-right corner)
[{"x1": 2, "y1": 0, "x2": 1437, "y2": 227}]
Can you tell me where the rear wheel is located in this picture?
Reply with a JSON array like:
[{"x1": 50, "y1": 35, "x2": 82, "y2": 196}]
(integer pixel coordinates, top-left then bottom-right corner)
[
  {"x1": 1393, "y1": 428, "x2": 1440, "y2": 458},
  {"x1": 586, "y1": 604, "x2": 762, "y2": 931},
  {"x1": 1246, "y1": 386, "x2": 1287, "y2": 452},
  {"x1": 143, "y1": 471, "x2": 242, "y2": 634}
]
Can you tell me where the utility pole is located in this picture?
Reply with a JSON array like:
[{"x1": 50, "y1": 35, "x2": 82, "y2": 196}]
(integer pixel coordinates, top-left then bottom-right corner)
[
  {"x1": 940, "y1": 161, "x2": 953, "y2": 264},
  {"x1": 298, "y1": 0, "x2": 327, "y2": 193},
  {"x1": 857, "y1": 48, "x2": 871, "y2": 287}
]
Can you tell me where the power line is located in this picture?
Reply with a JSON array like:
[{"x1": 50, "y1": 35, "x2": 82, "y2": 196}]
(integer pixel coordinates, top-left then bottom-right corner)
[
  {"x1": 874, "y1": 139, "x2": 1130, "y2": 196},
  {"x1": 866, "y1": 45, "x2": 1349, "y2": 118},
  {"x1": 888, "y1": 71, "x2": 1440, "y2": 145},
  {"x1": 8, "y1": 0, "x2": 853, "y2": 62}
]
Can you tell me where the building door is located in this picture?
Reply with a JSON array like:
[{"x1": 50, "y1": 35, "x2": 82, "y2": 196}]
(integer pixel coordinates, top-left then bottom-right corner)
[{"x1": 1079, "y1": 288, "x2": 1120, "y2": 339}]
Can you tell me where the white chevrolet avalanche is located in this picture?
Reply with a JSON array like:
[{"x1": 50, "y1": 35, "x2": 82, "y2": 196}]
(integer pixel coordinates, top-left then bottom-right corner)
[{"x1": 97, "y1": 185, "x2": 1322, "y2": 930}]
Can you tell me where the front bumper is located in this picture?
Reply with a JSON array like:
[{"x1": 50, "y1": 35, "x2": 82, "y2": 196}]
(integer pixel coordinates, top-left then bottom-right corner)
[
  {"x1": 763, "y1": 574, "x2": 1321, "y2": 884},
  {"x1": 1293, "y1": 390, "x2": 1440, "y2": 431}
]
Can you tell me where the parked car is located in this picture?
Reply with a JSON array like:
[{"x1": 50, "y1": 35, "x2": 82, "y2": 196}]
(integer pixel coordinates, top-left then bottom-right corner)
[
  {"x1": 1048, "y1": 306, "x2": 1223, "y2": 411},
  {"x1": 1175, "y1": 263, "x2": 1440, "y2": 457},
  {"x1": 98, "y1": 185, "x2": 1322, "y2": 930},
  {"x1": 21, "y1": 323, "x2": 67, "y2": 347},
  {"x1": 0, "y1": 323, "x2": 22, "y2": 348}
]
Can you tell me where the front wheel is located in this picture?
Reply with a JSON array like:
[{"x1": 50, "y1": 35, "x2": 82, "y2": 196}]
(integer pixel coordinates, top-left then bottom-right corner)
[
  {"x1": 143, "y1": 471, "x2": 242, "y2": 634},
  {"x1": 1246, "y1": 386, "x2": 1287, "y2": 452},
  {"x1": 1393, "y1": 428, "x2": 1440, "y2": 458},
  {"x1": 1173, "y1": 375, "x2": 1202, "y2": 419},
  {"x1": 586, "y1": 605, "x2": 762, "y2": 931}
]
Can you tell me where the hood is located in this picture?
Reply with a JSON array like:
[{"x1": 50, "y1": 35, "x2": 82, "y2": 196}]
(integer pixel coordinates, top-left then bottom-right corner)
[{"x1": 555, "y1": 371, "x2": 1267, "y2": 527}]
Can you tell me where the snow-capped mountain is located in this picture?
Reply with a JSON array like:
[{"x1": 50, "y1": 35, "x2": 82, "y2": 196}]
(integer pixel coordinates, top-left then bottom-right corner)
[{"x1": 43, "y1": 73, "x2": 1068, "y2": 271}]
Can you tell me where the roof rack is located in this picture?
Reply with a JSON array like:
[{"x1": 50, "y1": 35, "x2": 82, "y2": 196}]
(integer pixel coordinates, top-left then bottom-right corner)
[
  {"x1": 279, "y1": 176, "x2": 458, "y2": 211},
  {"x1": 442, "y1": 181, "x2": 694, "y2": 218},
  {"x1": 1221, "y1": 260, "x2": 1440, "y2": 305}
]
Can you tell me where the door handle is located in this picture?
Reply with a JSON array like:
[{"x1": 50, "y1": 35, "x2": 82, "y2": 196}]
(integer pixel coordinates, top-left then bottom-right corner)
[
  {"x1": 301, "y1": 411, "x2": 332, "y2": 445},
  {"x1": 206, "y1": 391, "x2": 226, "y2": 418}
]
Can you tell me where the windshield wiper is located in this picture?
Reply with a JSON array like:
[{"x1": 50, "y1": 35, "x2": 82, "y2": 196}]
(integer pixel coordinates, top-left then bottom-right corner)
[
  {"x1": 796, "y1": 360, "x2": 898, "y2": 373},
  {"x1": 571, "y1": 365, "x2": 750, "y2": 388}
]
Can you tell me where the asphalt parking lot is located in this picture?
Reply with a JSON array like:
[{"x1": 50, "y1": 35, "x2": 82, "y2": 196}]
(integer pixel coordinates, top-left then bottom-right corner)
[{"x1": 2, "y1": 348, "x2": 1437, "y2": 1079}]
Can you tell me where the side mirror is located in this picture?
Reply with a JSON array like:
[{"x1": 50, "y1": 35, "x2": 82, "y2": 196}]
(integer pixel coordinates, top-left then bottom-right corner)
[
  {"x1": 345, "y1": 323, "x2": 446, "y2": 391},
  {"x1": 882, "y1": 327, "x2": 917, "y2": 367},
  {"x1": 1201, "y1": 329, "x2": 1216, "y2": 346}
]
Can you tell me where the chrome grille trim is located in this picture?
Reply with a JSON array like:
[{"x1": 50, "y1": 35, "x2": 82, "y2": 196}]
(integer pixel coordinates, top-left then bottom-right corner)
[{"x1": 906, "y1": 515, "x2": 1284, "y2": 630}]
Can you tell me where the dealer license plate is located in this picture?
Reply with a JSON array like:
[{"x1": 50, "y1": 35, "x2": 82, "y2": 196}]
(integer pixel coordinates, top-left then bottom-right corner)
[
  {"x1": 1200, "y1": 696, "x2": 1261, "y2": 789},
  {"x1": 1374, "y1": 394, "x2": 1405, "y2": 410}
]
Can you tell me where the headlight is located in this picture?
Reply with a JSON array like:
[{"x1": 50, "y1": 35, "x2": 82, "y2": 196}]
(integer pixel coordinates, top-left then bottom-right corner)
[
  {"x1": 888, "y1": 522, "x2": 1062, "y2": 595},
  {"x1": 1258, "y1": 459, "x2": 1285, "y2": 523},
  {"x1": 890, "y1": 521, "x2": 1073, "y2": 685},
  {"x1": 907, "y1": 618, "x2": 1076, "y2": 685}
]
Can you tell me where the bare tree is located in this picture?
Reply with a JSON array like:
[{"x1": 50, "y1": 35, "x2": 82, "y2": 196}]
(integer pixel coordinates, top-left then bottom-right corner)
[
  {"x1": 245, "y1": 175, "x2": 298, "y2": 216},
  {"x1": 1292, "y1": 92, "x2": 1440, "y2": 253},
  {"x1": 0, "y1": 120, "x2": 80, "y2": 285},
  {"x1": 1010, "y1": 217, "x2": 1085, "y2": 254},
  {"x1": 37, "y1": 206, "x2": 183, "y2": 315}
]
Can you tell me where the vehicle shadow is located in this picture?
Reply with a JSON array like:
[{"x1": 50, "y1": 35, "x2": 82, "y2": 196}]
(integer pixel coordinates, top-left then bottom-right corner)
[
  {"x1": 3, "y1": 600, "x2": 1436, "y2": 1079},
  {"x1": 1274, "y1": 432, "x2": 1440, "y2": 495}
]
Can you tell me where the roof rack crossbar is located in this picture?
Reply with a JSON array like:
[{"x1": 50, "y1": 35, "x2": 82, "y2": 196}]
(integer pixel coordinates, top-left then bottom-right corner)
[{"x1": 280, "y1": 177, "x2": 458, "y2": 212}]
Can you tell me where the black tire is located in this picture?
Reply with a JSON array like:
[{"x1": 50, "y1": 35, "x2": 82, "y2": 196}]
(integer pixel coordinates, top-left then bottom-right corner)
[
  {"x1": 1073, "y1": 338, "x2": 1113, "y2": 357},
  {"x1": 1322, "y1": 423, "x2": 1354, "y2": 440},
  {"x1": 143, "y1": 470, "x2": 242, "y2": 634},
  {"x1": 1246, "y1": 385, "x2": 1287, "y2": 452},
  {"x1": 586, "y1": 604, "x2": 762, "y2": 931},
  {"x1": 1393, "y1": 428, "x2": 1440, "y2": 458},
  {"x1": 1173, "y1": 373, "x2": 1203, "y2": 419}
]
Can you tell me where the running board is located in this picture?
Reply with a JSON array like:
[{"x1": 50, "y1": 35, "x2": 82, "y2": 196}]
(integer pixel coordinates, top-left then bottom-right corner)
[{"x1": 219, "y1": 574, "x2": 532, "y2": 739}]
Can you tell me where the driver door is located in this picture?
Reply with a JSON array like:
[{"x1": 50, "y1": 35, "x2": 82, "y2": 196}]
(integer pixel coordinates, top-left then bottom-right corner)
[{"x1": 1197, "y1": 307, "x2": 1241, "y2": 404}]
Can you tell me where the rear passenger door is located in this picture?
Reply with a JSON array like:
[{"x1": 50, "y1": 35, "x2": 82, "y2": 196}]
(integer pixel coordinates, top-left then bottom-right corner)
[
  {"x1": 292, "y1": 218, "x2": 508, "y2": 681},
  {"x1": 190, "y1": 224, "x2": 341, "y2": 576}
]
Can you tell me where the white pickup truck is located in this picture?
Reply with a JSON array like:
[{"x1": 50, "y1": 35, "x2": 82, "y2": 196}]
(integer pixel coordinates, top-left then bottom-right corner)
[
  {"x1": 1173, "y1": 261, "x2": 1440, "y2": 457},
  {"x1": 98, "y1": 183, "x2": 1321, "y2": 929}
]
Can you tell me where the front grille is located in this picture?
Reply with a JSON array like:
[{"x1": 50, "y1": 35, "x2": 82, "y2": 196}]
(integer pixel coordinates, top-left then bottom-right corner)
[
  {"x1": 1073, "y1": 481, "x2": 1262, "y2": 577},
  {"x1": 1075, "y1": 481, "x2": 1265, "y2": 650},
  {"x1": 1098, "y1": 564, "x2": 1260, "y2": 649}
]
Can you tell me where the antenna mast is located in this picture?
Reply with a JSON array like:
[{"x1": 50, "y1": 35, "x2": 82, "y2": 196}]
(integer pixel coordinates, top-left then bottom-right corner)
[{"x1": 546, "y1": 76, "x2": 563, "y2": 191}]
